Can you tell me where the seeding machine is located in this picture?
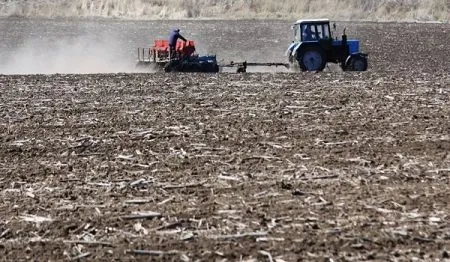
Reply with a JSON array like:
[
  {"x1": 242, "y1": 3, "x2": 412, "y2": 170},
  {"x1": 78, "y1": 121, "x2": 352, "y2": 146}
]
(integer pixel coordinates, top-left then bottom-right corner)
[
  {"x1": 137, "y1": 19, "x2": 368, "y2": 73},
  {"x1": 136, "y1": 39, "x2": 286, "y2": 73}
]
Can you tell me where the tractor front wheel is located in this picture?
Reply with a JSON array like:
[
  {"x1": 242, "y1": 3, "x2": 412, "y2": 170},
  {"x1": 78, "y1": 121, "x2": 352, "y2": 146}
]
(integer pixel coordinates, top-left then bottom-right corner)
[
  {"x1": 297, "y1": 46, "x2": 326, "y2": 72},
  {"x1": 345, "y1": 56, "x2": 368, "y2": 71}
]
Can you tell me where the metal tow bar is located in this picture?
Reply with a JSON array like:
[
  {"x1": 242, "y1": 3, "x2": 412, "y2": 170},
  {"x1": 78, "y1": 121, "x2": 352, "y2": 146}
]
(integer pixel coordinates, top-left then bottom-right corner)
[{"x1": 220, "y1": 61, "x2": 290, "y2": 73}]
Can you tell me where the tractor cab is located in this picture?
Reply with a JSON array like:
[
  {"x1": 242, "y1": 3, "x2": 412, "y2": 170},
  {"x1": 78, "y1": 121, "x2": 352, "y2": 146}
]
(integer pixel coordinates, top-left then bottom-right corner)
[
  {"x1": 293, "y1": 19, "x2": 331, "y2": 42},
  {"x1": 287, "y1": 19, "x2": 368, "y2": 72}
]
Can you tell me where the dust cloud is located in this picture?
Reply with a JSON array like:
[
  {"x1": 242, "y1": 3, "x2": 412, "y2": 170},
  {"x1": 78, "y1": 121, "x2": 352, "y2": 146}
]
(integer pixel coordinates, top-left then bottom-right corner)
[{"x1": 0, "y1": 32, "x2": 144, "y2": 74}]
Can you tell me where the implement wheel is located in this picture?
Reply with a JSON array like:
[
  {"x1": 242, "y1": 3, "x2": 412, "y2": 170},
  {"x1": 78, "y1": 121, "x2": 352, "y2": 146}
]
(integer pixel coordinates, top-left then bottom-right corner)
[
  {"x1": 180, "y1": 63, "x2": 201, "y2": 72},
  {"x1": 298, "y1": 46, "x2": 326, "y2": 72},
  {"x1": 164, "y1": 60, "x2": 181, "y2": 72}
]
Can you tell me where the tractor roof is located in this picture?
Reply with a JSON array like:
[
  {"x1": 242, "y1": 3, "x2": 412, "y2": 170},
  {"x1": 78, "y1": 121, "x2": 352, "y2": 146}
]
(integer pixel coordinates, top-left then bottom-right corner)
[{"x1": 295, "y1": 19, "x2": 330, "y2": 24}]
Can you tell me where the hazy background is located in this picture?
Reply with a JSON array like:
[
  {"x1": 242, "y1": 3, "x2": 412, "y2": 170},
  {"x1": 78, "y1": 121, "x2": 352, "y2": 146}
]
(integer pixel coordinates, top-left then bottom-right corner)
[
  {"x1": 0, "y1": 18, "x2": 298, "y2": 74},
  {"x1": 0, "y1": 0, "x2": 448, "y2": 22}
]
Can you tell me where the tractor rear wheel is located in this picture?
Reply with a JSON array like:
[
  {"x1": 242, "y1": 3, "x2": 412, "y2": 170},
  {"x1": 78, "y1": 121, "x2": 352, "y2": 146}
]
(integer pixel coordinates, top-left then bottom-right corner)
[
  {"x1": 297, "y1": 46, "x2": 326, "y2": 72},
  {"x1": 346, "y1": 56, "x2": 368, "y2": 71}
]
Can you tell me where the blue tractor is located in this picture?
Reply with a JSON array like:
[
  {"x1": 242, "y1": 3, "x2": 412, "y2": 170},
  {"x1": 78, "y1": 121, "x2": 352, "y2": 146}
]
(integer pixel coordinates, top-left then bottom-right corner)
[{"x1": 287, "y1": 19, "x2": 368, "y2": 72}]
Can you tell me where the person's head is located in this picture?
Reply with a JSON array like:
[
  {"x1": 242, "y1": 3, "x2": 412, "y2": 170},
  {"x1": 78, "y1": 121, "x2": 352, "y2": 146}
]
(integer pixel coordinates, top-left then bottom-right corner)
[{"x1": 174, "y1": 28, "x2": 180, "y2": 33}]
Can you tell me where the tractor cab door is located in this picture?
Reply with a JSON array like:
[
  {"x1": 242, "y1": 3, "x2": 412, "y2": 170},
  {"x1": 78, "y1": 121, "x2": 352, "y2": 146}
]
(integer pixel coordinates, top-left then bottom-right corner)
[
  {"x1": 316, "y1": 23, "x2": 333, "y2": 52},
  {"x1": 315, "y1": 23, "x2": 331, "y2": 40}
]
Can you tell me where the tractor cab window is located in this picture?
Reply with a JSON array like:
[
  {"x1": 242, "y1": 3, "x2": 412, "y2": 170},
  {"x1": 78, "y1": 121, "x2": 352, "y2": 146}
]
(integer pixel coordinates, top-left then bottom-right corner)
[
  {"x1": 316, "y1": 24, "x2": 331, "y2": 39},
  {"x1": 301, "y1": 24, "x2": 316, "y2": 41}
]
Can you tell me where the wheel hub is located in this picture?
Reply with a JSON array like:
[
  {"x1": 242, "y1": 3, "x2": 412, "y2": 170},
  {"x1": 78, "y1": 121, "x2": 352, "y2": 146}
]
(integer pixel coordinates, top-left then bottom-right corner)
[{"x1": 302, "y1": 50, "x2": 323, "y2": 71}]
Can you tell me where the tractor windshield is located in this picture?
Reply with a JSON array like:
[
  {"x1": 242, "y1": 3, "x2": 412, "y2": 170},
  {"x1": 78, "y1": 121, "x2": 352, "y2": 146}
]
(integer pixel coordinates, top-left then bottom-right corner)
[{"x1": 294, "y1": 24, "x2": 301, "y2": 42}]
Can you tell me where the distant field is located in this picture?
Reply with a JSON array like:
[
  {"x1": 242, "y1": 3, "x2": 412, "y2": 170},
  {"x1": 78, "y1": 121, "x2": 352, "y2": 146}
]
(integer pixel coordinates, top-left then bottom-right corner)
[{"x1": 0, "y1": 0, "x2": 449, "y2": 21}]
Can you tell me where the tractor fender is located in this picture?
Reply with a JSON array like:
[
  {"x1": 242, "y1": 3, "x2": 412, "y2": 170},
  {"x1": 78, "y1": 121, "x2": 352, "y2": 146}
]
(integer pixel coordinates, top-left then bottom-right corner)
[
  {"x1": 286, "y1": 42, "x2": 299, "y2": 56},
  {"x1": 345, "y1": 52, "x2": 368, "y2": 67}
]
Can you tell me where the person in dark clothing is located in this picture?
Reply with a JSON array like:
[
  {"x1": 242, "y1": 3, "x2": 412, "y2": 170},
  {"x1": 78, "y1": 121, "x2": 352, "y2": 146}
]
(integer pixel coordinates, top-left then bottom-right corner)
[
  {"x1": 168, "y1": 28, "x2": 187, "y2": 59},
  {"x1": 302, "y1": 24, "x2": 314, "y2": 41}
]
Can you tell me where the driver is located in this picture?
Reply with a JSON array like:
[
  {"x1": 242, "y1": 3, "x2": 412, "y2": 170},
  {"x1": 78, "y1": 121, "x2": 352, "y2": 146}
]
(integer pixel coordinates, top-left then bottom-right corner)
[
  {"x1": 303, "y1": 25, "x2": 314, "y2": 41},
  {"x1": 168, "y1": 28, "x2": 187, "y2": 59}
]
